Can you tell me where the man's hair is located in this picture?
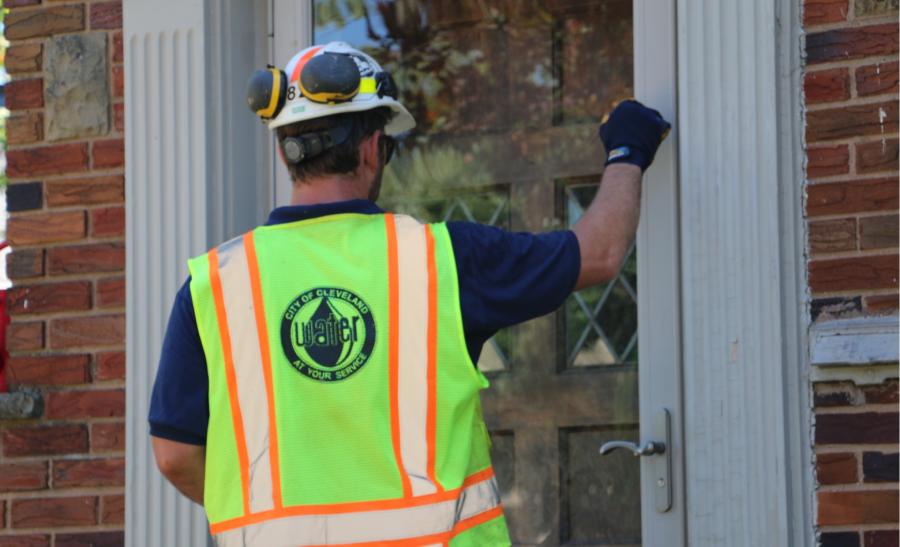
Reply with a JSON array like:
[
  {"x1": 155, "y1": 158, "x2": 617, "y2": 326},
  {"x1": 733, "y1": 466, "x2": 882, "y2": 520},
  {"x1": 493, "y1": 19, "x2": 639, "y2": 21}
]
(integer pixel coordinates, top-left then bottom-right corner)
[{"x1": 276, "y1": 107, "x2": 393, "y2": 183}]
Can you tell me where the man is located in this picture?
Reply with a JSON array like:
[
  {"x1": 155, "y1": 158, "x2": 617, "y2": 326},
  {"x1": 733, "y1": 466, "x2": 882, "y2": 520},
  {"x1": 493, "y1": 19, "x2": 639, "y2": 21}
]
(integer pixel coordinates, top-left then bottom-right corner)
[{"x1": 150, "y1": 42, "x2": 670, "y2": 546}]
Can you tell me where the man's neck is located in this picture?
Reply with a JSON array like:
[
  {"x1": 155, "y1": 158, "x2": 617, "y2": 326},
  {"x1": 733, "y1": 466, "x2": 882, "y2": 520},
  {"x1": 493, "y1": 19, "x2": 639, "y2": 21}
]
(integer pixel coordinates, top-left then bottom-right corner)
[{"x1": 289, "y1": 175, "x2": 369, "y2": 206}]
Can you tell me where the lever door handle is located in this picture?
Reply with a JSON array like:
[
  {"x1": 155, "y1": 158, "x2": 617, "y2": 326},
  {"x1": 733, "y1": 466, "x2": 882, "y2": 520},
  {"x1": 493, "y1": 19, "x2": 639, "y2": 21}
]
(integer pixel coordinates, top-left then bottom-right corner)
[{"x1": 599, "y1": 440, "x2": 666, "y2": 457}]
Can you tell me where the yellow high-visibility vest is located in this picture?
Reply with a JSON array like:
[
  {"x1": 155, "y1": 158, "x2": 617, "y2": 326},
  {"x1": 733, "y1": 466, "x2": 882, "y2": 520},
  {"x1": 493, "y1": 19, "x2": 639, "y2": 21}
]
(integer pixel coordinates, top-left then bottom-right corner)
[{"x1": 188, "y1": 212, "x2": 510, "y2": 546}]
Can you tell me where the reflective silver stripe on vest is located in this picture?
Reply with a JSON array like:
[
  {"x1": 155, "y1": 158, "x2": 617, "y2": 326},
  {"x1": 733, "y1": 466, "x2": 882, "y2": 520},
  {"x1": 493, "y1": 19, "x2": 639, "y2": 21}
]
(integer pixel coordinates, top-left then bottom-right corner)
[
  {"x1": 393, "y1": 214, "x2": 439, "y2": 496},
  {"x1": 217, "y1": 236, "x2": 277, "y2": 514},
  {"x1": 213, "y1": 475, "x2": 501, "y2": 547}
]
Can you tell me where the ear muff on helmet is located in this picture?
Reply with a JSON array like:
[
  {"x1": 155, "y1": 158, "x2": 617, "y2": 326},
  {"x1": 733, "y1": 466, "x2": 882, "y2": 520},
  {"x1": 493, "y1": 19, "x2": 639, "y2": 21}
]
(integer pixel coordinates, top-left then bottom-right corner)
[
  {"x1": 246, "y1": 66, "x2": 287, "y2": 120},
  {"x1": 299, "y1": 52, "x2": 362, "y2": 104}
]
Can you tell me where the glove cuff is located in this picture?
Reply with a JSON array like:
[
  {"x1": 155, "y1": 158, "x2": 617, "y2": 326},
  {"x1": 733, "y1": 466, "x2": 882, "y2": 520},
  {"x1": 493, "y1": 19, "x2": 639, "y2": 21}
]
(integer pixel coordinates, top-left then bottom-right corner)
[{"x1": 604, "y1": 146, "x2": 651, "y2": 172}]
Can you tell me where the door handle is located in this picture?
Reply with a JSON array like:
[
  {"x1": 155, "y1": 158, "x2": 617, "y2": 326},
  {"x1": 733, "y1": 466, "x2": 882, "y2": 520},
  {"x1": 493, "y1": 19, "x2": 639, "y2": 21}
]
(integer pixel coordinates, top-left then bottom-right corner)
[{"x1": 597, "y1": 408, "x2": 673, "y2": 513}]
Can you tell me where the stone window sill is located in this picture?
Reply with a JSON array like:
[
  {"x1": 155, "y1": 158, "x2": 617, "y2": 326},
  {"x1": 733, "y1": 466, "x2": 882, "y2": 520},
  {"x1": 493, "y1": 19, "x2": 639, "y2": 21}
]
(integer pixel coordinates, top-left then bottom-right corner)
[{"x1": 810, "y1": 315, "x2": 899, "y2": 385}]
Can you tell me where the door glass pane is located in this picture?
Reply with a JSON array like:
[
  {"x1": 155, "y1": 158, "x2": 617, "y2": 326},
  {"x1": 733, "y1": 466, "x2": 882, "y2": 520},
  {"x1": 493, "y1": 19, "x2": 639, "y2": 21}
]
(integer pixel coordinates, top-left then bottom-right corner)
[{"x1": 313, "y1": 2, "x2": 638, "y2": 544}]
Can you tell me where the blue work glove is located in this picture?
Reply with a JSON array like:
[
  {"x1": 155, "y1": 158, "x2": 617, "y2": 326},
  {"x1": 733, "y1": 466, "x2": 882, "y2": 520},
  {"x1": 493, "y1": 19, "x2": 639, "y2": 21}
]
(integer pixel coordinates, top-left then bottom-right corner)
[{"x1": 598, "y1": 99, "x2": 671, "y2": 172}]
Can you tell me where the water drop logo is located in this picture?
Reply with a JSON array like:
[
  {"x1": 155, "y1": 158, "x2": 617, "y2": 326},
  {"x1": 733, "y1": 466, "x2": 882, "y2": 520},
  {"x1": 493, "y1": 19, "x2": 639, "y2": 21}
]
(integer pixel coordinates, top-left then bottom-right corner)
[{"x1": 280, "y1": 288, "x2": 376, "y2": 382}]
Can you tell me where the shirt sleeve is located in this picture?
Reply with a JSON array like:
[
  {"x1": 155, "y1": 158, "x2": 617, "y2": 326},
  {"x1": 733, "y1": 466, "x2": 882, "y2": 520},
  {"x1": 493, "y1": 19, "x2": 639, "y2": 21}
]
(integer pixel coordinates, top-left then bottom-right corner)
[
  {"x1": 446, "y1": 222, "x2": 581, "y2": 363},
  {"x1": 148, "y1": 277, "x2": 209, "y2": 445}
]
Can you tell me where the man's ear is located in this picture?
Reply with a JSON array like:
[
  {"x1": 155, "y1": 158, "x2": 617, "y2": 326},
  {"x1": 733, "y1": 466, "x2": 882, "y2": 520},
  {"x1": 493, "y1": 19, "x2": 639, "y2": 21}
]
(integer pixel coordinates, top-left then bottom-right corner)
[{"x1": 360, "y1": 130, "x2": 382, "y2": 172}]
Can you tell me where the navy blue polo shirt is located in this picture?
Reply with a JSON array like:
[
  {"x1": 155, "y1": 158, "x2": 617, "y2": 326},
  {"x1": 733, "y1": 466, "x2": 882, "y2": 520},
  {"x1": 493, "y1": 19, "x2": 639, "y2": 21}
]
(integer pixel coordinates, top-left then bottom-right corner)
[{"x1": 149, "y1": 200, "x2": 580, "y2": 445}]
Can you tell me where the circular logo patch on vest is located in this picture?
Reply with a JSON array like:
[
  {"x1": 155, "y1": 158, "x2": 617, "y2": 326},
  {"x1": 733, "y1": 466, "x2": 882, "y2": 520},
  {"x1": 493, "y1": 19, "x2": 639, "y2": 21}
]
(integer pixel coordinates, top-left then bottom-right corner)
[{"x1": 280, "y1": 287, "x2": 376, "y2": 382}]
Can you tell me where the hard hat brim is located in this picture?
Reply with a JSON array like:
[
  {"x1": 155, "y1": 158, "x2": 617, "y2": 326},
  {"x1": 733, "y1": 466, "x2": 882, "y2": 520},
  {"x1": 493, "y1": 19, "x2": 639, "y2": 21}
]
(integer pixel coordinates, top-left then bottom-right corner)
[{"x1": 268, "y1": 95, "x2": 416, "y2": 136}]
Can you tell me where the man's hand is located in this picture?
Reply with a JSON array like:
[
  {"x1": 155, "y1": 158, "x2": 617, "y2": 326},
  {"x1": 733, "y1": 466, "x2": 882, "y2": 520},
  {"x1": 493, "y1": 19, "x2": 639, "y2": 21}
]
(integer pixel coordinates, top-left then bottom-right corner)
[
  {"x1": 152, "y1": 436, "x2": 206, "y2": 505},
  {"x1": 573, "y1": 100, "x2": 671, "y2": 289}
]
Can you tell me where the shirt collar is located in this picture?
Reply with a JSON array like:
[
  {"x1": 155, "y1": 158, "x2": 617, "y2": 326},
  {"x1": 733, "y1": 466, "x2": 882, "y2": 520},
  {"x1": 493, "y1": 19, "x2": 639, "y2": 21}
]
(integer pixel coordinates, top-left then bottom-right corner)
[{"x1": 265, "y1": 199, "x2": 384, "y2": 226}]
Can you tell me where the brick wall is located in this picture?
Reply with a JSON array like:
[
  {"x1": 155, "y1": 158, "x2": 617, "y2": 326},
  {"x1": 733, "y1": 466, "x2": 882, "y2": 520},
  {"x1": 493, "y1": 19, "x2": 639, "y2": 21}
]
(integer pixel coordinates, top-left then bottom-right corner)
[
  {"x1": 0, "y1": 1, "x2": 125, "y2": 545},
  {"x1": 804, "y1": 0, "x2": 900, "y2": 546}
]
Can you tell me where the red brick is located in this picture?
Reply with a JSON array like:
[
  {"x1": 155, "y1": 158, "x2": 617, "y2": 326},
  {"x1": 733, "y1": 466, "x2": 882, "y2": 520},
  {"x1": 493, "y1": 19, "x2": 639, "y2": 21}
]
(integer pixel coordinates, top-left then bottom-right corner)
[
  {"x1": 806, "y1": 23, "x2": 899, "y2": 65},
  {"x1": 4, "y1": 0, "x2": 41, "y2": 7},
  {"x1": 113, "y1": 102, "x2": 124, "y2": 132},
  {"x1": 95, "y1": 350, "x2": 125, "y2": 380},
  {"x1": 857, "y1": 61, "x2": 899, "y2": 97},
  {"x1": 2, "y1": 425, "x2": 88, "y2": 457},
  {"x1": 53, "y1": 458, "x2": 124, "y2": 488},
  {"x1": 864, "y1": 380, "x2": 899, "y2": 405},
  {"x1": 816, "y1": 412, "x2": 899, "y2": 444},
  {"x1": 46, "y1": 175, "x2": 125, "y2": 207},
  {"x1": 807, "y1": 178, "x2": 898, "y2": 216},
  {"x1": 814, "y1": 381, "x2": 863, "y2": 407},
  {"x1": 806, "y1": 101, "x2": 898, "y2": 142},
  {"x1": 7, "y1": 248, "x2": 44, "y2": 279},
  {"x1": 865, "y1": 530, "x2": 900, "y2": 547},
  {"x1": 56, "y1": 532, "x2": 124, "y2": 547},
  {"x1": 5, "y1": 5, "x2": 85, "y2": 40},
  {"x1": 91, "y1": 422, "x2": 125, "y2": 452},
  {"x1": 5, "y1": 43, "x2": 42, "y2": 74},
  {"x1": 111, "y1": 65, "x2": 123, "y2": 98},
  {"x1": 11, "y1": 496, "x2": 97, "y2": 529},
  {"x1": 856, "y1": 139, "x2": 899, "y2": 174},
  {"x1": 112, "y1": 32, "x2": 123, "y2": 63},
  {"x1": 96, "y1": 278, "x2": 125, "y2": 311},
  {"x1": 804, "y1": 0, "x2": 848, "y2": 25},
  {"x1": 5, "y1": 78, "x2": 43, "y2": 110},
  {"x1": 8, "y1": 211, "x2": 86, "y2": 246},
  {"x1": 9, "y1": 281, "x2": 91, "y2": 315},
  {"x1": 0, "y1": 463, "x2": 47, "y2": 492},
  {"x1": 91, "y1": 139, "x2": 124, "y2": 169},
  {"x1": 47, "y1": 243, "x2": 125, "y2": 275},
  {"x1": 90, "y1": 1, "x2": 121, "y2": 29},
  {"x1": 7, "y1": 143, "x2": 89, "y2": 178},
  {"x1": 808, "y1": 145, "x2": 850, "y2": 178},
  {"x1": 7, "y1": 112, "x2": 43, "y2": 145},
  {"x1": 865, "y1": 294, "x2": 899, "y2": 313},
  {"x1": 860, "y1": 214, "x2": 898, "y2": 250},
  {"x1": 804, "y1": 68, "x2": 850, "y2": 104},
  {"x1": 91, "y1": 207, "x2": 125, "y2": 238},
  {"x1": 46, "y1": 389, "x2": 125, "y2": 419},
  {"x1": 816, "y1": 452, "x2": 858, "y2": 484},
  {"x1": 100, "y1": 495, "x2": 124, "y2": 524},
  {"x1": 809, "y1": 255, "x2": 898, "y2": 292},
  {"x1": 809, "y1": 218, "x2": 857, "y2": 254},
  {"x1": 818, "y1": 490, "x2": 899, "y2": 525},
  {"x1": 0, "y1": 536, "x2": 50, "y2": 547},
  {"x1": 7, "y1": 321, "x2": 44, "y2": 351},
  {"x1": 50, "y1": 314, "x2": 124, "y2": 349},
  {"x1": 7, "y1": 354, "x2": 90, "y2": 386}
]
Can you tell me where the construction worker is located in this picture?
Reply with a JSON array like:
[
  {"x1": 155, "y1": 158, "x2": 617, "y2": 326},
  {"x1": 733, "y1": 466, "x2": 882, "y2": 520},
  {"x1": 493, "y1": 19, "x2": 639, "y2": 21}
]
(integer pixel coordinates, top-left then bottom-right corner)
[{"x1": 149, "y1": 42, "x2": 670, "y2": 546}]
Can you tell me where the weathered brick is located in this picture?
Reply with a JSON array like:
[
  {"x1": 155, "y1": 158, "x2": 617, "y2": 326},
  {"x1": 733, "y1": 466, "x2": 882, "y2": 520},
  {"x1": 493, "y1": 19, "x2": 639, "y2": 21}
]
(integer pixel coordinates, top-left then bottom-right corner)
[
  {"x1": 45, "y1": 33, "x2": 110, "y2": 141},
  {"x1": 857, "y1": 61, "x2": 899, "y2": 97},
  {"x1": 809, "y1": 218, "x2": 857, "y2": 254},
  {"x1": 0, "y1": 462, "x2": 47, "y2": 492},
  {"x1": 47, "y1": 243, "x2": 125, "y2": 275},
  {"x1": 5, "y1": 78, "x2": 43, "y2": 110},
  {"x1": 5, "y1": 5, "x2": 85, "y2": 40},
  {"x1": 95, "y1": 350, "x2": 125, "y2": 381},
  {"x1": 53, "y1": 458, "x2": 125, "y2": 487},
  {"x1": 816, "y1": 412, "x2": 899, "y2": 444},
  {"x1": 91, "y1": 207, "x2": 125, "y2": 238},
  {"x1": 100, "y1": 495, "x2": 124, "y2": 524},
  {"x1": 7, "y1": 248, "x2": 44, "y2": 279},
  {"x1": 863, "y1": 452, "x2": 899, "y2": 482},
  {"x1": 6, "y1": 182, "x2": 42, "y2": 212},
  {"x1": 5, "y1": 43, "x2": 42, "y2": 74},
  {"x1": 804, "y1": 0, "x2": 849, "y2": 25},
  {"x1": 806, "y1": 101, "x2": 898, "y2": 142},
  {"x1": 856, "y1": 139, "x2": 899, "y2": 174},
  {"x1": 11, "y1": 496, "x2": 97, "y2": 529},
  {"x1": 7, "y1": 321, "x2": 44, "y2": 351},
  {"x1": 90, "y1": 1, "x2": 122, "y2": 30},
  {"x1": 46, "y1": 175, "x2": 125, "y2": 207},
  {"x1": 7, "y1": 354, "x2": 90, "y2": 386},
  {"x1": 8, "y1": 211, "x2": 86, "y2": 246},
  {"x1": 9, "y1": 281, "x2": 91, "y2": 315},
  {"x1": 865, "y1": 530, "x2": 900, "y2": 547},
  {"x1": 809, "y1": 254, "x2": 898, "y2": 292},
  {"x1": 855, "y1": 0, "x2": 900, "y2": 17},
  {"x1": 806, "y1": 23, "x2": 899, "y2": 65},
  {"x1": 7, "y1": 143, "x2": 89, "y2": 178},
  {"x1": 814, "y1": 381, "x2": 864, "y2": 407},
  {"x1": 7, "y1": 111, "x2": 43, "y2": 144},
  {"x1": 821, "y1": 532, "x2": 861, "y2": 547},
  {"x1": 817, "y1": 452, "x2": 858, "y2": 484},
  {"x1": 859, "y1": 215, "x2": 899, "y2": 250},
  {"x1": 0, "y1": 536, "x2": 50, "y2": 547},
  {"x1": 112, "y1": 65, "x2": 123, "y2": 98},
  {"x1": 812, "y1": 296, "x2": 863, "y2": 321},
  {"x1": 46, "y1": 389, "x2": 125, "y2": 419},
  {"x1": 92, "y1": 138, "x2": 124, "y2": 169},
  {"x1": 865, "y1": 294, "x2": 899, "y2": 313},
  {"x1": 863, "y1": 379, "x2": 899, "y2": 404},
  {"x1": 91, "y1": 422, "x2": 124, "y2": 452},
  {"x1": 2, "y1": 425, "x2": 88, "y2": 457},
  {"x1": 49, "y1": 314, "x2": 125, "y2": 349},
  {"x1": 818, "y1": 490, "x2": 899, "y2": 525},
  {"x1": 808, "y1": 145, "x2": 850, "y2": 178},
  {"x1": 96, "y1": 278, "x2": 125, "y2": 310},
  {"x1": 112, "y1": 31, "x2": 123, "y2": 63},
  {"x1": 805, "y1": 68, "x2": 851, "y2": 104},
  {"x1": 807, "y1": 178, "x2": 898, "y2": 216},
  {"x1": 113, "y1": 102, "x2": 124, "y2": 132},
  {"x1": 56, "y1": 532, "x2": 124, "y2": 547},
  {"x1": 4, "y1": 0, "x2": 41, "y2": 7}
]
